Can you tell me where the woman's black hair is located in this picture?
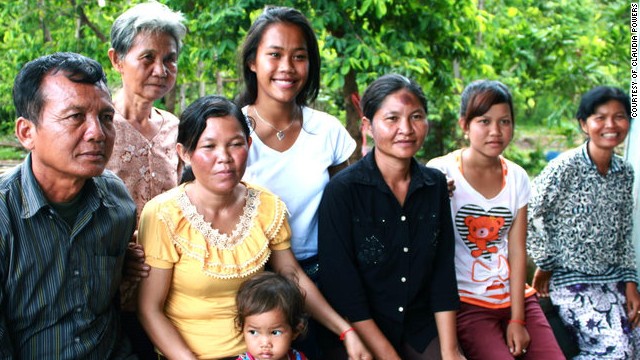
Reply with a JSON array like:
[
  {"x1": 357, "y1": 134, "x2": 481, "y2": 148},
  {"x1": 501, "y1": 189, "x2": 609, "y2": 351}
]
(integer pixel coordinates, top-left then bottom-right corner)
[
  {"x1": 360, "y1": 74, "x2": 428, "y2": 121},
  {"x1": 178, "y1": 95, "x2": 250, "y2": 183},
  {"x1": 576, "y1": 86, "x2": 631, "y2": 122}
]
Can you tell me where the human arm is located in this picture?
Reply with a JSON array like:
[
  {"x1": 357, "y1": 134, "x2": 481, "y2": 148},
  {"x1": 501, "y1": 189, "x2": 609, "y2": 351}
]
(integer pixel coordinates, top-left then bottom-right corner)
[
  {"x1": 527, "y1": 165, "x2": 562, "y2": 272},
  {"x1": 0, "y1": 238, "x2": 15, "y2": 358},
  {"x1": 269, "y1": 249, "x2": 371, "y2": 360},
  {"x1": 137, "y1": 266, "x2": 197, "y2": 360},
  {"x1": 434, "y1": 311, "x2": 466, "y2": 360},
  {"x1": 506, "y1": 206, "x2": 530, "y2": 356}
]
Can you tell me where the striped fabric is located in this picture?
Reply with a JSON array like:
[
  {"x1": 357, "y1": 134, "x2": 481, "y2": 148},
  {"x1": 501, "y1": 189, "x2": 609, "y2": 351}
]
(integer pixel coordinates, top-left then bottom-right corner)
[{"x1": 0, "y1": 155, "x2": 136, "y2": 359}]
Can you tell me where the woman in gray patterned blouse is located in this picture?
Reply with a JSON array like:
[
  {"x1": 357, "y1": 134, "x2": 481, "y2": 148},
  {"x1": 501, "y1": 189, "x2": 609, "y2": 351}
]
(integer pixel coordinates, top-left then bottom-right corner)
[{"x1": 528, "y1": 86, "x2": 640, "y2": 359}]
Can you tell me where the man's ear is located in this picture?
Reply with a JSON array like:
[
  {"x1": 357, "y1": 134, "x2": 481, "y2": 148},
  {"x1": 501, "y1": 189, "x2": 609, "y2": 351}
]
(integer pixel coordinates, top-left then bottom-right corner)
[
  {"x1": 176, "y1": 143, "x2": 190, "y2": 166},
  {"x1": 15, "y1": 117, "x2": 35, "y2": 151}
]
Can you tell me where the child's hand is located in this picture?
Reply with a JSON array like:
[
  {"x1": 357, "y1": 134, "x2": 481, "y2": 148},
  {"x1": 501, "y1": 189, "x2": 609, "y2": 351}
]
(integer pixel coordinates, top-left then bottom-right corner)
[{"x1": 506, "y1": 321, "x2": 530, "y2": 357}]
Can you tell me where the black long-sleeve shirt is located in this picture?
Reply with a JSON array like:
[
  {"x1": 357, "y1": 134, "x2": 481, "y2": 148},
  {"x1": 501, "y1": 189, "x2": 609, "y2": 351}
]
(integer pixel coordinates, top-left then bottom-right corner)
[{"x1": 318, "y1": 151, "x2": 459, "y2": 352}]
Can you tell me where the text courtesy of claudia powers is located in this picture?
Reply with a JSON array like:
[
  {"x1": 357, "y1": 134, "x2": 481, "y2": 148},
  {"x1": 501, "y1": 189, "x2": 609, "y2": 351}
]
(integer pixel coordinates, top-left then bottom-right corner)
[{"x1": 631, "y1": 3, "x2": 638, "y2": 118}]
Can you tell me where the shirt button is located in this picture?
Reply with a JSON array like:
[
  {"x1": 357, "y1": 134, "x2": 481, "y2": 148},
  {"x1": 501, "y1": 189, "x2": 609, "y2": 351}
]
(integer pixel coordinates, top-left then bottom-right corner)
[
  {"x1": 73, "y1": 270, "x2": 80, "y2": 276},
  {"x1": 403, "y1": 247, "x2": 409, "y2": 253},
  {"x1": 398, "y1": 307, "x2": 404, "y2": 312},
  {"x1": 400, "y1": 215, "x2": 406, "y2": 221},
  {"x1": 401, "y1": 277, "x2": 406, "y2": 283},
  {"x1": 76, "y1": 307, "x2": 82, "y2": 313},
  {"x1": 74, "y1": 337, "x2": 80, "y2": 343},
  {"x1": 151, "y1": 172, "x2": 156, "y2": 178}
]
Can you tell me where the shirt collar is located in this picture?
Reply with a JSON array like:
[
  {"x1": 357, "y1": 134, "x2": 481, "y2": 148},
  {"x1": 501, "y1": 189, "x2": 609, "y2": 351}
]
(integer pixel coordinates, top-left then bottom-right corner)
[
  {"x1": 355, "y1": 149, "x2": 436, "y2": 188},
  {"x1": 579, "y1": 141, "x2": 624, "y2": 174},
  {"x1": 19, "y1": 154, "x2": 110, "y2": 219}
]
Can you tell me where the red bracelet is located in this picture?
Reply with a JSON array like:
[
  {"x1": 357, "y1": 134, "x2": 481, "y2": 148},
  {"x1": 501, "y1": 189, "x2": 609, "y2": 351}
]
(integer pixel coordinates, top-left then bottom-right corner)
[
  {"x1": 339, "y1": 327, "x2": 355, "y2": 341},
  {"x1": 509, "y1": 319, "x2": 526, "y2": 326}
]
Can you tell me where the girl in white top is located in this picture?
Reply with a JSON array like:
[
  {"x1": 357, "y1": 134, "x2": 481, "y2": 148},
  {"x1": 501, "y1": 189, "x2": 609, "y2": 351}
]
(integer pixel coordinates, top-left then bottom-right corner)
[
  {"x1": 235, "y1": 6, "x2": 356, "y2": 357},
  {"x1": 237, "y1": 6, "x2": 355, "y2": 266},
  {"x1": 428, "y1": 80, "x2": 562, "y2": 359}
]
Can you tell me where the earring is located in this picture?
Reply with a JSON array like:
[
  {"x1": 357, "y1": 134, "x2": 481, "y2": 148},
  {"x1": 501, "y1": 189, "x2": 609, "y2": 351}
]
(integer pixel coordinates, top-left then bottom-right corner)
[{"x1": 464, "y1": 132, "x2": 469, "y2": 140}]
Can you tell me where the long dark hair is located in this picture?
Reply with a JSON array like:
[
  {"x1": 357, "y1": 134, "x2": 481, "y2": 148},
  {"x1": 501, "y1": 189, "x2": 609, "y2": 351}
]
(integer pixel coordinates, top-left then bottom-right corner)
[{"x1": 236, "y1": 6, "x2": 320, "y2": 107}]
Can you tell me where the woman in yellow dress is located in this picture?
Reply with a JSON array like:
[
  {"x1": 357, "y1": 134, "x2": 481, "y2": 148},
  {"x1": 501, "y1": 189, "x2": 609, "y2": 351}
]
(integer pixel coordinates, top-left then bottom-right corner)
[{"x1": 136, "y1": 95, "x2": 371, "y2": 360}]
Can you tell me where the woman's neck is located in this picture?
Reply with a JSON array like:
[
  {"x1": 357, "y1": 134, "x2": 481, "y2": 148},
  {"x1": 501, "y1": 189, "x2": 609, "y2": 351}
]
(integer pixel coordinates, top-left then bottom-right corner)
[
  {"x1": 374, "y1": 150, "x2": 412, "y2": 206},
  {"x1": 586, "y1": 141, "x2": 613, "y2": 175},
  {"x1": 462, "y1": 147, "x2": 501, "y2": 171},
  {"x1": 252, "y1": 98, "x2": 300, "y2": 128},
  {"x1": 114, "y1": 90, "x2": 154, "y2": 124}
]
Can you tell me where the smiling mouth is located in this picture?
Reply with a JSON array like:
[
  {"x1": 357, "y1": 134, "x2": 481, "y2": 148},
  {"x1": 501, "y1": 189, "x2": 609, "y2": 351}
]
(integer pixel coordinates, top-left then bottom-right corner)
[{"x1": 601, "y1": 133, "x2": 619, "y2": 139}]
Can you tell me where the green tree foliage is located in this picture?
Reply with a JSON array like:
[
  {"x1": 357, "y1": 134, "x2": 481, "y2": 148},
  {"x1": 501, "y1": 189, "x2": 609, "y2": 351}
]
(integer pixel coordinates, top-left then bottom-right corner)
[{"x1": 0, "y1": 0, "x2": 631, "y2": 173}]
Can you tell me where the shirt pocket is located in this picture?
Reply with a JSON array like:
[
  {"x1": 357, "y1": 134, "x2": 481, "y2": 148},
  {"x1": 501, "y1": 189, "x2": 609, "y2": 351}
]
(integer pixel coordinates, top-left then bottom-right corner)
[{"x1": 352, "y1": 216, "x2": 389, "y2": 268}]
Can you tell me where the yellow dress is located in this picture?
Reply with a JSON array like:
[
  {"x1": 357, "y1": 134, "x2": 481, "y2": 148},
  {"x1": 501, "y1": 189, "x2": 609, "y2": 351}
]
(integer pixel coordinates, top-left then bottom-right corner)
[{"x1": 138, "y1": 182, "x2": 291, "y2": 359}]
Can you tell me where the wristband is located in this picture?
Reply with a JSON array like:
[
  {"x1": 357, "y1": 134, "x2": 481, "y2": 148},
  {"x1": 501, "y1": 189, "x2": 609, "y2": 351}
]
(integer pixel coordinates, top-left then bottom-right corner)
[
  {"x1": 339, "y1": 327, "x2": 355, "y2": 341},
  {"x1": 508, "y1": 319, "x2": 526, "y2": 326}
]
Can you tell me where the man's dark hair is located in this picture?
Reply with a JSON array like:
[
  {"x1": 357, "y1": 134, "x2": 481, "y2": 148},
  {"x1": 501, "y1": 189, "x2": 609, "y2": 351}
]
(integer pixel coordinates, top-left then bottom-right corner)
[{"x1": 13, "y1": 52, "x2": 108, "y2": 125}]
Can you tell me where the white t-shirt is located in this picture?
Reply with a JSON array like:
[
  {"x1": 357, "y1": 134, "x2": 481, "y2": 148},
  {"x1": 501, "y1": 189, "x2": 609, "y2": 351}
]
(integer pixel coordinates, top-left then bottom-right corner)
[
  {"x1": 428, "y1": 150, "x2": 533, "y2": 307},
  {"x1": 243, "y1": 106, "x2": 356, "y2": 260}
]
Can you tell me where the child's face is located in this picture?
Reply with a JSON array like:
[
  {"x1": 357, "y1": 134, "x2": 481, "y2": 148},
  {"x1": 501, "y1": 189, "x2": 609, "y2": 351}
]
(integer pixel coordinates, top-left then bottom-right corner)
[
  {"x1": 461, "y1": 102, "x2": 513, "y2": 158},
  {"x1": 243, "y1": 309, "x2": 297, "y2": 360}
]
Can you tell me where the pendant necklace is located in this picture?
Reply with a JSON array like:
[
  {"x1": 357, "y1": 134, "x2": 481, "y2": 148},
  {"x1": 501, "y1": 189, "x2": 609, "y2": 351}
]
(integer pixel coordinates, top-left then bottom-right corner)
[{"x1": 253, "y1": 105, "x2": 297, "y2": 141}]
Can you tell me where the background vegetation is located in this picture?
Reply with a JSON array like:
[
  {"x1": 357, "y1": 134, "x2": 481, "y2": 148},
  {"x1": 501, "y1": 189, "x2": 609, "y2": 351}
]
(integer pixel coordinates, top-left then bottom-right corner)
[{"x1": 0, "y1": 0, "x2": 631, "y2": 175}]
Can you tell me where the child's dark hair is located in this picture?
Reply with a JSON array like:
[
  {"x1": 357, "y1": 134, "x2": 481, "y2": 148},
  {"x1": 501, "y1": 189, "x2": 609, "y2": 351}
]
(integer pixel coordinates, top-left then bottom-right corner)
[
  {"x1": 459, "y1": 80, "x2": 514, "y2": 126},
  {"x1": 576, "y1": 86, "x2": 631, "y2": 123},
  {"x1": 235, "y1": 272, "x2": 308, "y2": 336}
]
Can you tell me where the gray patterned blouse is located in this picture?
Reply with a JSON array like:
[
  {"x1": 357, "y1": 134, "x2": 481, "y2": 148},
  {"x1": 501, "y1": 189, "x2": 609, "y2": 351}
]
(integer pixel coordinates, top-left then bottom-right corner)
[{"x1": 528, "y1": 142, "x2": 638, "y2": 287}]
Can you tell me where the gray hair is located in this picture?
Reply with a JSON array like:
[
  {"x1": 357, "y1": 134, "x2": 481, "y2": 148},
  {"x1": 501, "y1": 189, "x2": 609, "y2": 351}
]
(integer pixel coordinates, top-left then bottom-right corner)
[{"x1": 110, "y1": 1, "x2": 187, "y2": 57}]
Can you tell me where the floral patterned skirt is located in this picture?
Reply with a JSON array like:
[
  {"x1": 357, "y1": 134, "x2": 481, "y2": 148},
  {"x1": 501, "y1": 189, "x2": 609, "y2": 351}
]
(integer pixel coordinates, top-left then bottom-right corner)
[{"x1": 550, "y1": 282, "x2": 640, "y2": 359}]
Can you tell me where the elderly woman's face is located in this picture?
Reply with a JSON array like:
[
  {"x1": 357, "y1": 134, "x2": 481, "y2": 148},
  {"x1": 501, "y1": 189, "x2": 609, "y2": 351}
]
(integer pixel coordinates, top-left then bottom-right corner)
[{"x1": 115, "y1": 31, "x2": 178, "y2": 101}]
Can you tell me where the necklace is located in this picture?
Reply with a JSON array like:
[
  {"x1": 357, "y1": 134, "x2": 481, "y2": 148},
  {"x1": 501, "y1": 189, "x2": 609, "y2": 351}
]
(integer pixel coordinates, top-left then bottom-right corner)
[{"x1": 253, "y1": 106, "x2": 297, "y2": 141}]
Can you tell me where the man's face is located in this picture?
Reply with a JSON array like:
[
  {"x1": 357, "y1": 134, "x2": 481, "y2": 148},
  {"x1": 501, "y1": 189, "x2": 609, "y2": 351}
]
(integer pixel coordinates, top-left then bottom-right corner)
[{"x1": 19, "y1": 72, "x2": 115, "y2": 182}]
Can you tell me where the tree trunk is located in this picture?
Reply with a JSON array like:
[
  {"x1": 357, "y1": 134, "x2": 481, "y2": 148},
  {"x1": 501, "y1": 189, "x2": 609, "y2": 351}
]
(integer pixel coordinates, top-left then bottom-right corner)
[{"x1": 343, "y1": 68, "x2": 363, "y2": 163}]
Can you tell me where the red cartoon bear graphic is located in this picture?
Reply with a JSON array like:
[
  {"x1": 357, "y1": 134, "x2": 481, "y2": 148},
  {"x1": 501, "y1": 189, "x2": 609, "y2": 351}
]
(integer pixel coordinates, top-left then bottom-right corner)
[{"x1": 464, "y1": 215, "x2": 505, "y2": 257}]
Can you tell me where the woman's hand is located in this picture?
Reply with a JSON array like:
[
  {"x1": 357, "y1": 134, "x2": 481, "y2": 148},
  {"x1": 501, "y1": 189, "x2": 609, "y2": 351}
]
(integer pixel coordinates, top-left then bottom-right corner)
[
  {"x1": 506, "y1": 322, "x2": 530, "y2": 357},
  {"x1": 441, "y1": 347, "x2": 466, "y2": 360},
  {"x1": 532, "y1": 268, "x2": 552, "y2": 297},
  {"x1": 124, "y1": 240, "x2": 150, "y2": 281},
  {"x1": 446, "y1": 177, "x2": 456, "y2": 197},
  {"x1": 343, "y1": 329, "x2": 376, "y2": 360},
  {"x1": 626, "y1": 282, "x2": 640, "y2": 328}
]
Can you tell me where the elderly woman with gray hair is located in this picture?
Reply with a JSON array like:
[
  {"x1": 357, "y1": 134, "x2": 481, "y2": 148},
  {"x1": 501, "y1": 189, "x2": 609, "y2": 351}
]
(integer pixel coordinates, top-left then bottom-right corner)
[
  {"x1": 105, "y1": 2, "x2": 186, "y2": 358},
  {"x1": 107, "y1": 1, "x2": 186, "y2": 221}
]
